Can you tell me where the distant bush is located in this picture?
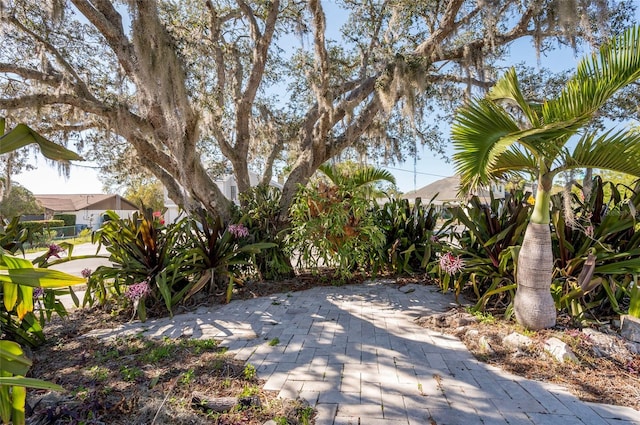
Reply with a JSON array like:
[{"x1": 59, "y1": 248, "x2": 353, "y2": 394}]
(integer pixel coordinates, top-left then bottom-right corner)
[
  {"x1": 53, "y1": 214, "x2": 76, "y2": 226},
  {"x1": 19, "y1": 220, "x2": 65, "y2": 234}
]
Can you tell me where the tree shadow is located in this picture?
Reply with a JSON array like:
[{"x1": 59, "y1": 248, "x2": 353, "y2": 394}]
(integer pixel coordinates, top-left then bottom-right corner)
[{"x1": 82, "y1": 281, "x2": 640, "y2": 424}]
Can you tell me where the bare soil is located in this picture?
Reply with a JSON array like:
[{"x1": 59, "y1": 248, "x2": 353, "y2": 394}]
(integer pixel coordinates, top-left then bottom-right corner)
[
  {"x1": 416, "y1": 308, "x2": 640, "y2": 411},
  {"x1": 25, "y1": 275, "x2": 640, "y2": 423}
]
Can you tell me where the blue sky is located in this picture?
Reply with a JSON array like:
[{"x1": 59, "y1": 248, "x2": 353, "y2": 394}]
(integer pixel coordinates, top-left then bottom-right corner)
[{"x1": 12, "y1": 9, "x2": 608, "y2": 195}]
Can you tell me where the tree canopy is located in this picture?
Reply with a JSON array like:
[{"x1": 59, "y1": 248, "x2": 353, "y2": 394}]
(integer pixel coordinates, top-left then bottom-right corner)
[{"x1": 0, "y1": 0, "x2": 635, "y2": 219}]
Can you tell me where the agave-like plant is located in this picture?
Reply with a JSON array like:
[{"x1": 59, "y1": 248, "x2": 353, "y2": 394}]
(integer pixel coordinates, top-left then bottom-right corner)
[{"x1": 452, "y1": 25, "x2": 640, "y2": 329}]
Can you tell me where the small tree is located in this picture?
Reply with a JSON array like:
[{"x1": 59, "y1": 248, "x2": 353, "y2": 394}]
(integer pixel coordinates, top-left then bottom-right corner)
[
  {"x1": 0, "y1": 184, "x2": 41, "y2": 220},
  {"x1": 452, "y1": 26, "x2": 640, "y2": 329}
]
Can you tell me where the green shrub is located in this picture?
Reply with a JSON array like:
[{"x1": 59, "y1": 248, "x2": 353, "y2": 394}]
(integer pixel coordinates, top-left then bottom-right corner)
[
  {"x1": 287, "y1": 182, "x2": 385, "y2": 280},
  {"x1": 18, "y1": 220, "x2": 64, "y2": 234},
  {"x1": 375, "y1": 197, "x2": 441, "y2": 274},
  {"x1": 440, "y1": 190, "x2": 532, "y2": 309},
  {"x1": 53, "y1": 214, "x2": 76, "y2": 226},
  {"x1": 550, "y1": 176, "x2": 640, "y2": 323},
  {"x1": 239, "y1": 185, "x2": 294, "y2": 280}
]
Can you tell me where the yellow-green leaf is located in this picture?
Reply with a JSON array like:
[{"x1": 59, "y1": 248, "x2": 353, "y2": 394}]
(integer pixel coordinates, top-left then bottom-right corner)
[{"x1": 2, "y1": 282, "x2": 17, "y2": 313}]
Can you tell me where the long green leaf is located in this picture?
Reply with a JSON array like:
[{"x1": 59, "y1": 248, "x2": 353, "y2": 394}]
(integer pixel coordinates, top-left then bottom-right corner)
[
  {"x1": 0, "y1": 377, "x2": 63, "y2": 391},
  {"x1": 0, "y1": 268, "x2": 85, "y2": 288},
  {"x1": 0, "y1": 123, "x2": 82, "y2": 161},
  {"x1": 10, "y1": 385, "x2": 25, "y2": 425}
]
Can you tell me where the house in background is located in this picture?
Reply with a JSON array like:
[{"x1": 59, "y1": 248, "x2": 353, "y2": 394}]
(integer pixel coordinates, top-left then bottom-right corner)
[
  {"x1": 402, "y1": 175, "x2": 505, "y2": 212},
  {"x1": 34, "y1": 194, "x2": 138, "y2": 230},
  {"x1": 163, "y1": 172, "x2": 284, "y2": 223}
]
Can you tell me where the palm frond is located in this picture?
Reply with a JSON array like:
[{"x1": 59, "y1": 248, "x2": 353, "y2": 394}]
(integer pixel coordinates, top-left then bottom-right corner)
[
  {"x1": 350, "y1": 167, "x2": 396, "y2": 188},
  {"x1": 318, "y1": 163, "x2": 340, "y2": 185},
  {"x1": 565, "y1": 129, "x2": 640, "y2": 177},
  {"x1": 488, "y1": 68, "x2": 541, "y2": 127},
  {"x1": 545, "y1": 25, "x2": 640, "y2": 125},
  {"x1": 490, "y1": 147, "x2": 539, "y2": 177},
  {"x1": 452, "y1": 99, "x2": 521, "y2": 193}
]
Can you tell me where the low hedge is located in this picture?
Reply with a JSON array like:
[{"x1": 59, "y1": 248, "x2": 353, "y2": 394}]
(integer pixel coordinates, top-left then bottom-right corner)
[
  {"x1": 53, "y1": 214, "x2": 76, "y2": 226},
  {"x1": 19, "y1": 220, "x2": 66, "y2": 234}
]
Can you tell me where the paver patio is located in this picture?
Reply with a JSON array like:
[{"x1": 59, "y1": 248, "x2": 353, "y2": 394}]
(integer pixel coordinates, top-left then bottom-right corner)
[{"x1": 86, "y1": 281, "x2": 640, "y2": 424}]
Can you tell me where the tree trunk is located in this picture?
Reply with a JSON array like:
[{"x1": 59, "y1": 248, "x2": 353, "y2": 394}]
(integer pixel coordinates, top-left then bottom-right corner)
[{"x1": 514, "y1": 222, "x2": 556, "y2": 330}]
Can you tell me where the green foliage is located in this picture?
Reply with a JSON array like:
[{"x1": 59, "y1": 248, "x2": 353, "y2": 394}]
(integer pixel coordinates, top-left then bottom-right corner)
[
  {"x1": 0, "y1": 117, "x2": 82, "y2": 161},
  {"x1": 119, "y1": 365, "x2": 143, "y2": 382},
  {"x1": 89, "y1": 209, "x2": 274, "y2": 316},
  {"x1": 442, "y1": 190, "x2": 532, "y2": 310},
  {"x1": 52, "y1": 214, "x2": 76, "y2": 227},
  {"x1": 239, "y1": 185, "x2": 294, "y2": 280},
  {"x1": 0, "y1": 217, "x2": 30, "y2": 256},
  {"x1": 0, "y1": 252, "x2": 85, "y2": 347},
  {"x1": 0, "y1": 185, "x2": 42, "y2": 220},
  {"x1": 268, "y1": 337, "x2": 280, "y2": 346},
  {"x1": 18, "y1": 220, "x2": 64, "y2": 234},
  {"x1": 123, "y1": 179, "x2": 165, "y2": 212},
  {"x1": 243, "y1": 364, "x2": 256, "y2": 380},
  {"x1": 287, "y1": 167, "x2": 387, "y2": 280},
  {"x1": 0, "y1": 340, "x2": 63, "y2": 425},
  {"x1": 90, "y1": 209, "x2": 191, "y2": 318},
  {"x1": 375, "y1": 197, "x2": 440, "y2": 274},
  {"x1": 180, "y1": 210, "x2": 275, "y2": 304},
  {"x1": 550, "y1": 176, "x2": 640, "y2": 323}
]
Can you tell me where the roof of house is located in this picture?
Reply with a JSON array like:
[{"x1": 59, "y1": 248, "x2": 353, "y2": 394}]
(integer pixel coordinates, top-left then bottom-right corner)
[
  {"x1": 34, "y1": 194, "x2": 138, "y2": 212},
  {"x1": 403, "y1": 175, "x2": 462, "y2": 202},
  {"x1": 402, "y1": 175, "x2": 492, "y2": 203}
]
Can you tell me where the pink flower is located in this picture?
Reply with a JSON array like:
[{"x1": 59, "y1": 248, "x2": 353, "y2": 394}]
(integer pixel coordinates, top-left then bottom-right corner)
[
  {"x1": 439, "y1": 252, "x2": 464, "y2": 275},
  {"x1": 228, "y1": 223, "x2": 249, "y2": 238},
  {"x1": 430, "y1": 235, "x2": 440, "y2": 244},
  {"x1": 152, "y1": 211, "x2": 165, "y2": 225},
  {"x1": 81, "y1": 268, "x2": 92, "y2": 278},
  {"x1": 45, "y1": 243, "x2": 65, "y2": 259},
  {"x1": 125, "y1": 281, "x2": 151, "y2": 302}
]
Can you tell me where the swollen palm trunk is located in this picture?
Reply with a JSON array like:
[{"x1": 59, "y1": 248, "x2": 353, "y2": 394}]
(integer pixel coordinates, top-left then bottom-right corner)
[{"x1": 514, "y1": 222, "x2": 556, "y2": 329}]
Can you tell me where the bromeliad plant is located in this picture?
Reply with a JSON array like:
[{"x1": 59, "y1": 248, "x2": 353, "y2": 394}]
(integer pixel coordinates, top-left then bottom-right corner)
[
  {"x1": 181, "y1": 210, "x2": 275, "y2": 304},
  {"x1": 90, "y1": 209, "x2": 191, "y2": 320},
  {"x1": 550, "y1": 176, "x2": 640, "y2": 322},
  {"x1": 375, "y1": 197, "x2": 441, "y2": 274},
  {"x1": 452, "y1": 25, "x2": 640, "y2": 329},
  {"x1": 437, "y1": 190, "x2": 532, "y2": 309}
]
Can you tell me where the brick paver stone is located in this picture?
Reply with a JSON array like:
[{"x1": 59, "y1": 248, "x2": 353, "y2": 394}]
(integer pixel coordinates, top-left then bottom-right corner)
[{"x1": 83, "y1": 281, "x2": 640, "y2": 425}]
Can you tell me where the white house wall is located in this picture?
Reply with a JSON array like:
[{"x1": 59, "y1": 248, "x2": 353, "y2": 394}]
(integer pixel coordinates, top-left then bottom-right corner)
[{"x1": 60, "y1": 209, "x2": 136, "y2": 230}]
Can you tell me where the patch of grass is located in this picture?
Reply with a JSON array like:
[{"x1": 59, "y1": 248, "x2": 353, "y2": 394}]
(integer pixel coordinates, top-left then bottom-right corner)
[
  {"x1": 180, "y1": 369, "x2": 195, "y2": 385},
  {"x1": 186, "y1": 338, "x2": 219, "y2": 354},
  {"x1": 298, "y1": 406, "x2": 314, "y2": 425},
  {"x1": 238, "y1": 384, "x2": 261, "y2": 398},
  {"x1": 120, "y1": 365, "x2": 143, "y2": 382},
  {"x1": 87, "y1": 365, "x2": 109, "y2": 382},
  {"x1": 243, "y1": 363, "x2": 257, "y2": 380},
  {"x1": 268, "y1": 337, "x2": 280, "y2": 346},
  {"x1": 143, "y1": 341, "x2": 174, "y2": 363},
  {"x1": 468, "y1": 308, "x2": 496, "y2": 324}
]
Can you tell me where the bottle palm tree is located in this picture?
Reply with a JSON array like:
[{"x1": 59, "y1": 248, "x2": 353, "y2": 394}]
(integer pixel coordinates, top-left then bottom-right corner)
[{"x1": 451, "y1": 26, "x2": 640, "y2": 329}]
